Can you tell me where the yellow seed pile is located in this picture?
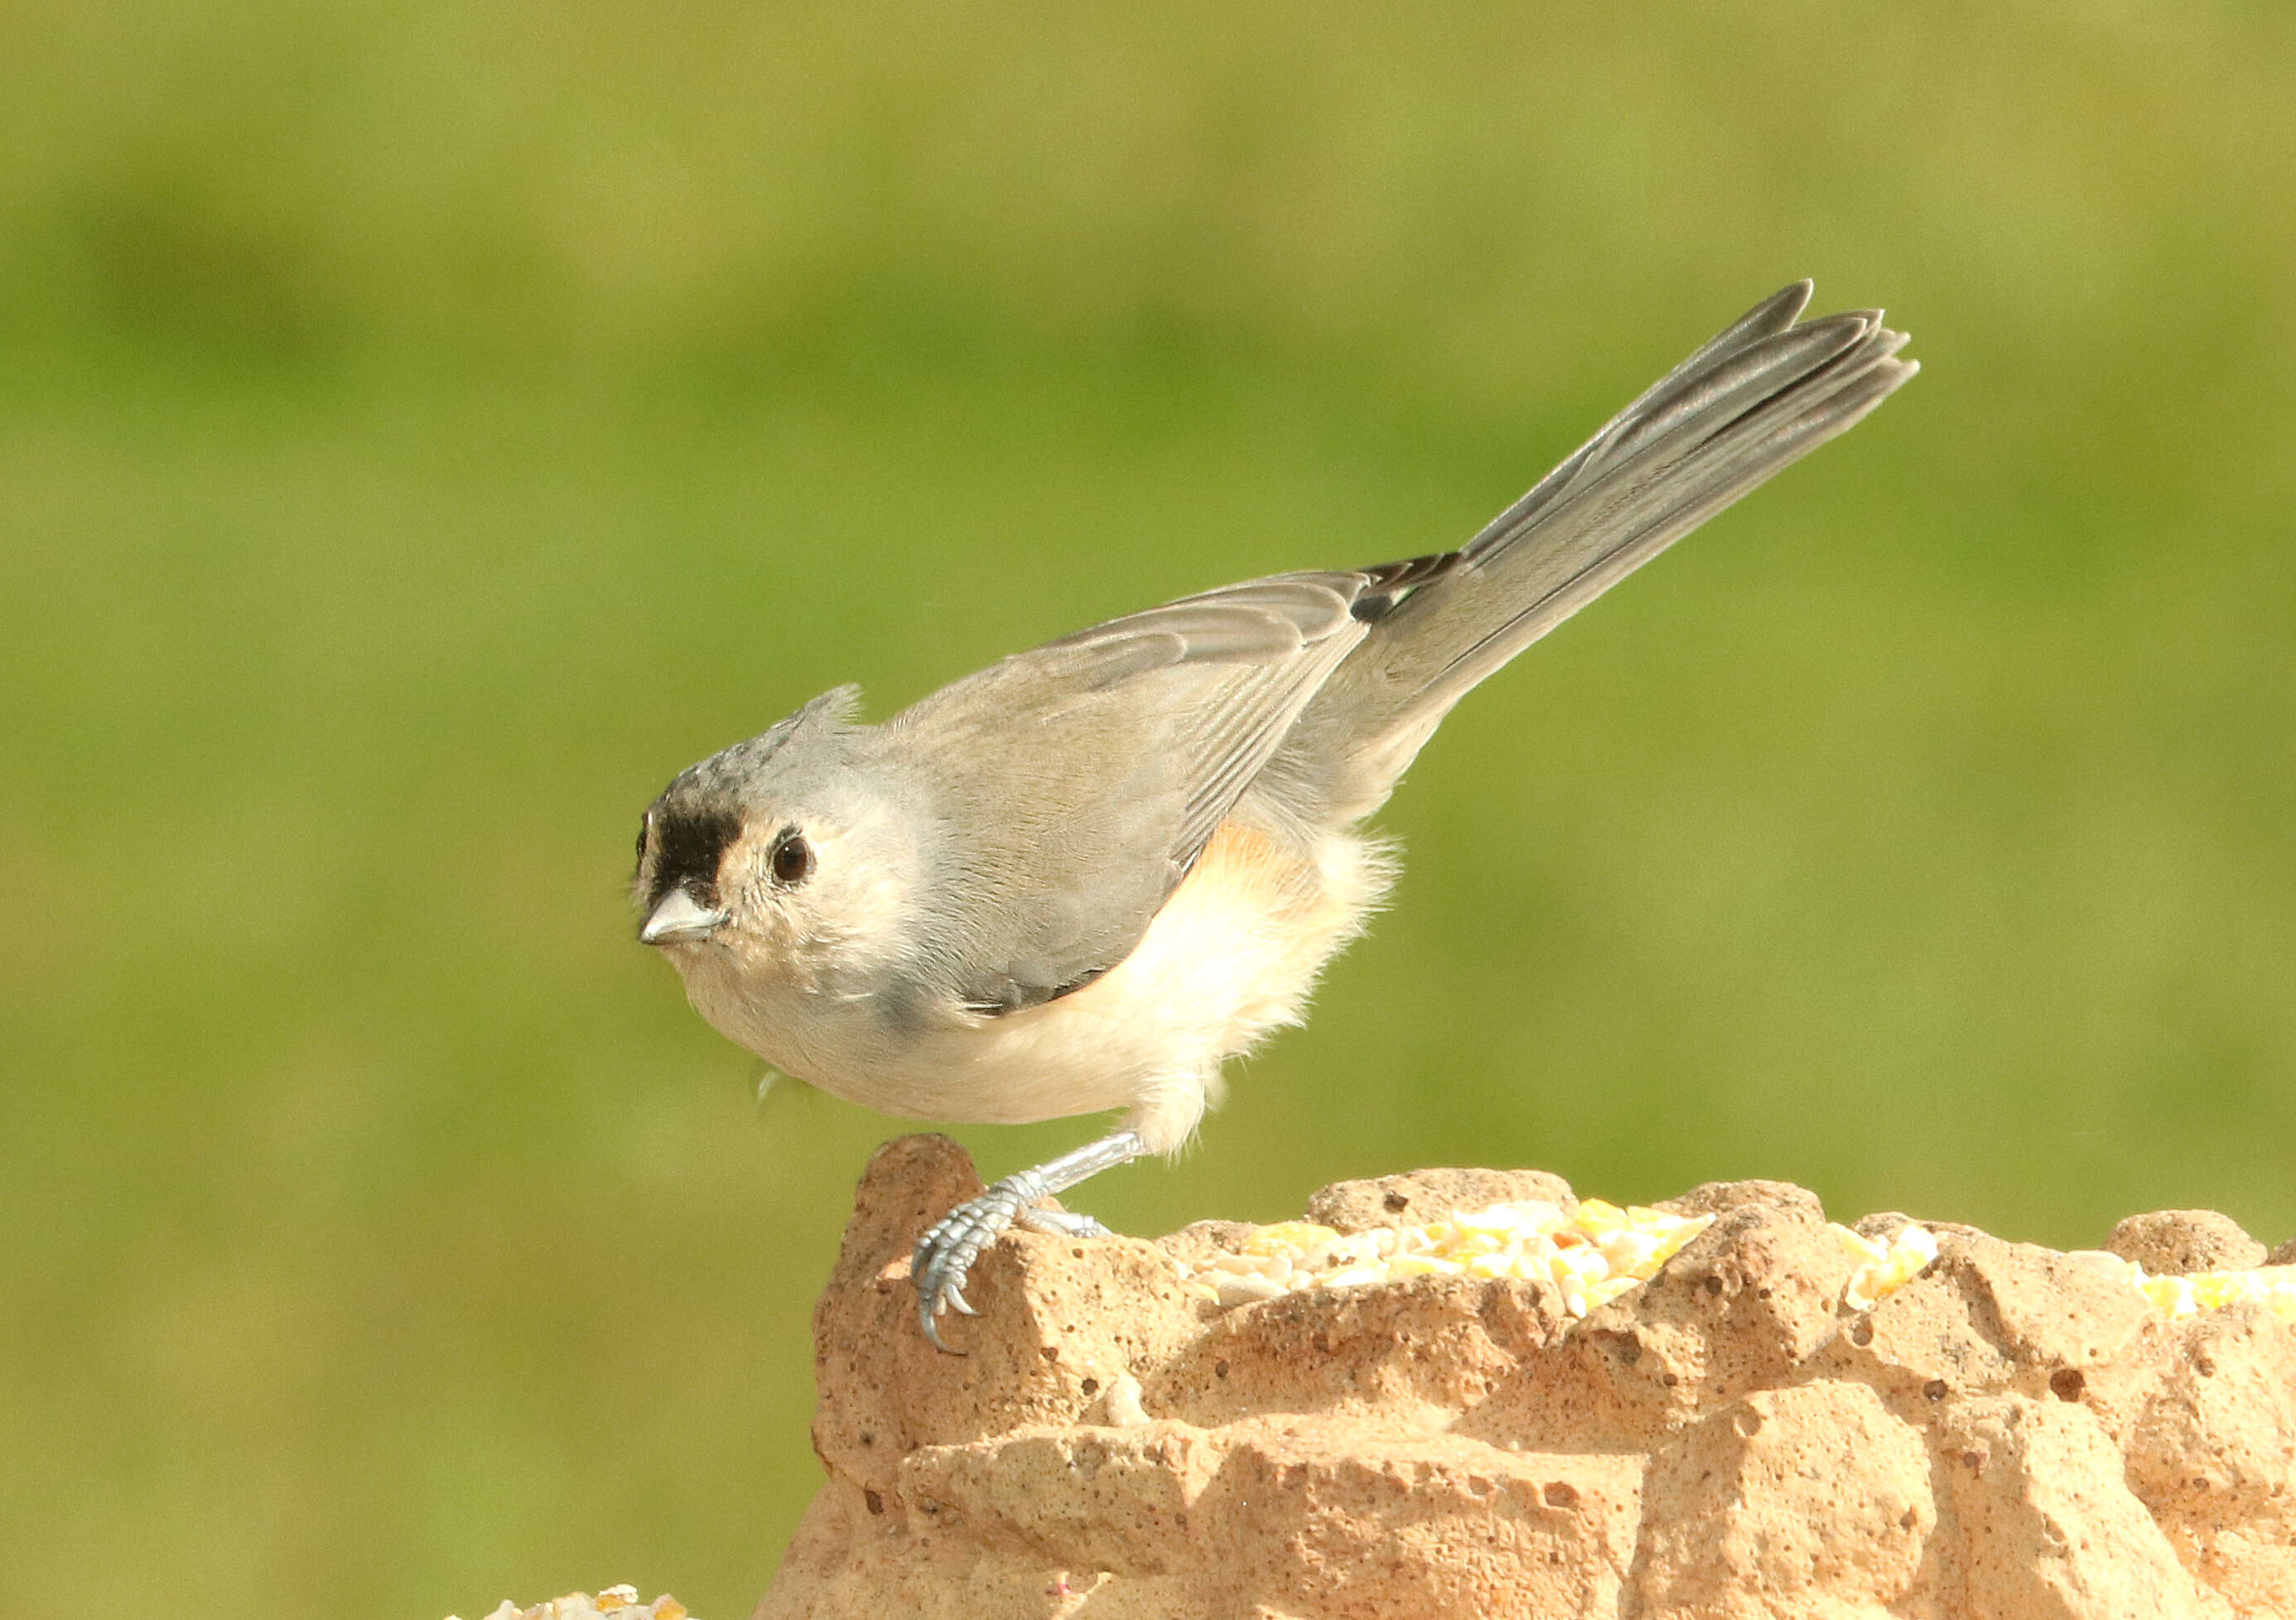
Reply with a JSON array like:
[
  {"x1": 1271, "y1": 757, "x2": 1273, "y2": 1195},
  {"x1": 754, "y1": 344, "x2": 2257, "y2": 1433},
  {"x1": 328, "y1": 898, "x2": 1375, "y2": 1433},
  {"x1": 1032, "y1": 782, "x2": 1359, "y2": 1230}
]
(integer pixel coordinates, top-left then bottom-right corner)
[
  {"x1": 451, "y1": 1589, "x2": 689, "y2": 1620},
  {"x1": 2067, "y1": 1251, "x2": 2296, "y2": 1324},
  {"x1": 1181, "y1": 1199, "x2": 2296, "y2": 1326},
  {"x1": 1837, "y1": 1226, "x2": 2296, "y2": 1323},
  {"x1": 1175, "y1": 1198, "x2": 1713, "y2": 1319}
]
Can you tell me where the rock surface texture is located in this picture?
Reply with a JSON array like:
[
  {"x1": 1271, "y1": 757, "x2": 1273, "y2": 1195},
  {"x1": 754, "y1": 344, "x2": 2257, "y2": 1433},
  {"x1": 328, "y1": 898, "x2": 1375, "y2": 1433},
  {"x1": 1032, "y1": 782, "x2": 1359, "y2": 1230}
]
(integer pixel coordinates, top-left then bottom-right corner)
[{"x1": 755, "y1": 1136, "x2": 2296, "y2": 1620}]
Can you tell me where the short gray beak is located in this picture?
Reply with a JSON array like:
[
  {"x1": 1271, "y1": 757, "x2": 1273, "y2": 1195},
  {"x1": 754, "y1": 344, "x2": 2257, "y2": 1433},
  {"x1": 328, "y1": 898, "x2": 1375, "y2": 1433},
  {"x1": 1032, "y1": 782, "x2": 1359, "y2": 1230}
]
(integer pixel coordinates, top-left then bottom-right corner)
[{"x1": 640, "y1": 889, "x2": 730, "y2": 945}]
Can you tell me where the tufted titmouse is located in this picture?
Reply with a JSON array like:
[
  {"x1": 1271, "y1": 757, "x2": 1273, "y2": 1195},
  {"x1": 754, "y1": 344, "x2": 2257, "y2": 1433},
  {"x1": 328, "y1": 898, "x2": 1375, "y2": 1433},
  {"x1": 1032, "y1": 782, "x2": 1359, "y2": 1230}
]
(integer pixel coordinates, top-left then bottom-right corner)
[{"x1": 634, "y1": 282, "x2": 1915, "y2": 1348}]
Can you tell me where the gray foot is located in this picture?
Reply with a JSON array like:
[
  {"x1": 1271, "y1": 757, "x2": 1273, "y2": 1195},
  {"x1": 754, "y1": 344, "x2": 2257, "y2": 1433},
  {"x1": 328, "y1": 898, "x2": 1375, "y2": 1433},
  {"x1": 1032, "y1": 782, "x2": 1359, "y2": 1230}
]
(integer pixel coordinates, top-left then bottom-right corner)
[{"x1": 912, "y1": 1173, "x2": 1105, "y2": 1351}]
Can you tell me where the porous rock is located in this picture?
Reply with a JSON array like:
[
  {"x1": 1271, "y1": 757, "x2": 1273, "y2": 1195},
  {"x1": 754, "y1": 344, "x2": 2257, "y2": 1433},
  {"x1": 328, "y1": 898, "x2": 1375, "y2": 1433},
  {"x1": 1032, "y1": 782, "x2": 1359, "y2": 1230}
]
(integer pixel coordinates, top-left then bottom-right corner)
[
  {"x1": 1305, "y1": 1166, "x2": 1576, "y2": 1231},
  {"x1": 1936, "y1": 1395, "x2": 2207, "y2": 1619},
  {"x1": 2109, "y1": 1209, "x2": 2269, "y2": 1275},
  {"x1": 1457, "y1": 1204, "x2": 1856, "y2": 1452},
  {"x1": 1818, "y1": 1230, "x2": 2172, "y2": 1446},
  {"x1": 757, "y1": 1139, "x2": 2296, "y2": 1620},
  {"x1": 1633, "y1": 1379, "x2": 1936, "y2": 1618},
  {"x1": 2125, "y1": 1305, "x2": 2296, "y2": 1618},
  {"x1": 1656, "y1": 1177, "x2": 1826, "y2": 1225}
]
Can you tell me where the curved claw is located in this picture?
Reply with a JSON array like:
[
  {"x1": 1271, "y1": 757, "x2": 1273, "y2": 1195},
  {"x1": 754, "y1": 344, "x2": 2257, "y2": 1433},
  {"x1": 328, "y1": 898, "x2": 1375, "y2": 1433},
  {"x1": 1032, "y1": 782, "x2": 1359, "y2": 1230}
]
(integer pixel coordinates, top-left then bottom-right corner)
[
  {"x1": 917, "y1": 1272, "x2": 977, "y2": 1348},
  {"x1": 913, "y1": 1171, "x2": 1096, "y2": 1352}
]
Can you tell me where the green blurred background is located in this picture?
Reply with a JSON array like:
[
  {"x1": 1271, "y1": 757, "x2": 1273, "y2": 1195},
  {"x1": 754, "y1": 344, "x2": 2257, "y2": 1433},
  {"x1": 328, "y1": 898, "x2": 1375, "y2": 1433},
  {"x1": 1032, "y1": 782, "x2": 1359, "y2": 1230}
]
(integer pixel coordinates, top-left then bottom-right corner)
[{"x1": 4, "y1": 3, "x2": 2294, "y2": 1615}]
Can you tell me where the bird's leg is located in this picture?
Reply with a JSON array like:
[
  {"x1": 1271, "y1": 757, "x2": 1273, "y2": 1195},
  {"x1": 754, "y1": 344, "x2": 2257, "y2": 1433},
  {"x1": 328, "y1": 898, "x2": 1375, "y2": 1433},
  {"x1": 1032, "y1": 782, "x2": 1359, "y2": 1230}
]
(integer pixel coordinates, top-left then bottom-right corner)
[{"x1": 912, "y1": 1128, "x2": 1146, "y2": 1351}]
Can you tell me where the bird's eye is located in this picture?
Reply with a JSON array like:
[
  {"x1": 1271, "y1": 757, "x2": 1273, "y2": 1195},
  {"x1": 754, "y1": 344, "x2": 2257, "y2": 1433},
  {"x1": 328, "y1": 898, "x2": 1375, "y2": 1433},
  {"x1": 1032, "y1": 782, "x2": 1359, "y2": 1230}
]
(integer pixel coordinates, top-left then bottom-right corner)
[{"x1": 770, "y1": 828, "x2": 814, "y2": 886}]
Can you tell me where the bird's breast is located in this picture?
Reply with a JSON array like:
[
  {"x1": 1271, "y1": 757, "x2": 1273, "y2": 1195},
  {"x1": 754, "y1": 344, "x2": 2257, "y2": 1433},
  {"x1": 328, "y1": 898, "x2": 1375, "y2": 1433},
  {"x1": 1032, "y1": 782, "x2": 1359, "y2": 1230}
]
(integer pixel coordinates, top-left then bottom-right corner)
[{"x1": 761, "y1": 819, "x2": 1389, "y2": 1135}]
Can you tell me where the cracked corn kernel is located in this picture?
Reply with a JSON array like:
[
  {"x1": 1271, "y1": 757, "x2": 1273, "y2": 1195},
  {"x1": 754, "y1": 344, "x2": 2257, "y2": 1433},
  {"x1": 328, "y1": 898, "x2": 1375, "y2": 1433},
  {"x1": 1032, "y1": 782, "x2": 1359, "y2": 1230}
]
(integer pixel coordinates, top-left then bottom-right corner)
[{"x1": 1837, "y1": 1223, "x2": 1939, "y2": 1313}]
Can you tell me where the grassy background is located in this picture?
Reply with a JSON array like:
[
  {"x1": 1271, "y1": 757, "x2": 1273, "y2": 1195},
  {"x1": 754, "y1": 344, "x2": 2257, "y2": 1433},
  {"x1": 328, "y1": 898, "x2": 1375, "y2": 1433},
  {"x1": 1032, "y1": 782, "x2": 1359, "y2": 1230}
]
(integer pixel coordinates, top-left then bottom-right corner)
[{"x1": 5, "y1": 4, "x2": 2294, "y2": 1616}]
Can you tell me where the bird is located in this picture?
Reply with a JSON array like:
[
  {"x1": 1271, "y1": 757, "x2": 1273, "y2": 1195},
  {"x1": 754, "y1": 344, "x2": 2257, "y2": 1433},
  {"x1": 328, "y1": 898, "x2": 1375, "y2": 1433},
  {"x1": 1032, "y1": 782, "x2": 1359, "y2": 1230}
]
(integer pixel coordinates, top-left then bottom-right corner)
[{"x1": 633, "y1": 280, "x2": 1916, "y2": 1349}]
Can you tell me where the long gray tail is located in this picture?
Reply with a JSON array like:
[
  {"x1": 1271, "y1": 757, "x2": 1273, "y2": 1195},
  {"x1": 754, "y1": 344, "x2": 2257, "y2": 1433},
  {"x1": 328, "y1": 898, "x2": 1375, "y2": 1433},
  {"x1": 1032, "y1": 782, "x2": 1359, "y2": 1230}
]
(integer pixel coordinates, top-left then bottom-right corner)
[{"x1": 1285, "y1": 281, "x2": 1916, "y2": 821}]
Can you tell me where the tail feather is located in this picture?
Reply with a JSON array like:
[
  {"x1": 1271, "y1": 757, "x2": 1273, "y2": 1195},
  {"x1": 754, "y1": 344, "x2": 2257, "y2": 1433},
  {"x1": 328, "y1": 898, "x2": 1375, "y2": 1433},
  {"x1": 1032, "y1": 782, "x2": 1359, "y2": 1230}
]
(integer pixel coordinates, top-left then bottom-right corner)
[{"x1": 1274, "y1": 282, "x2": 1917, "y2": 822}]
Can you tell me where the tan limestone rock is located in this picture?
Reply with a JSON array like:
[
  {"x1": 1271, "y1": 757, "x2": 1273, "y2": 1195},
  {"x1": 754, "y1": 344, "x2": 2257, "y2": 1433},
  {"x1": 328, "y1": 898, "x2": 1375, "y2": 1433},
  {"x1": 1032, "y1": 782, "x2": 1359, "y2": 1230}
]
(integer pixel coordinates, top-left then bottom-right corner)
[
  {"x1": 2109, "y1": 1210, "x2": 2270, "y2": 1276},
  {"x1": 1459, "y1": 1203, "x2": 1855, "y2": 1451},
  {"x1": 1633, "y1": 1379, "x2": 1937, "y2": 1619},
  {"x1": 1144, "y1": 1272, "x2": 1559, "y2": 1430},
  {"x1": 1936, "y1": 1394, "x2": 2209, "y2": 1620},
  {"x1": 2126, "y1": 1305, "x2": 2296, "y2": 1618},
  {"x1": 756, "y1": 1139, "x2": 2296, "y2": 1620},
  {"x1": 1657, "y1": 1177, "x2": 1827, "y2": 1225},
  {"x1": 1304, "y1": 1166, "x2": 1576, "y2": 1231},
  {"x1": 1819, "y1": 1230, "x2": 2172, "y2": 1446},
  {"x1": 807, "y1": 1135, "x2": 1205, "y2": 1507}
]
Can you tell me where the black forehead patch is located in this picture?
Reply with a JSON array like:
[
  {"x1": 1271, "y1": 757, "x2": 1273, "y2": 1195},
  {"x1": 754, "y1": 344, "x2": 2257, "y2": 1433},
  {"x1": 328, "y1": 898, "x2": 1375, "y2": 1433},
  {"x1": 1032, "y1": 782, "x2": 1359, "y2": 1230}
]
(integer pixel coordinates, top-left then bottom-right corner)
[{"x1": 649, "y1": 805, "x2": 743, "y2": 908}]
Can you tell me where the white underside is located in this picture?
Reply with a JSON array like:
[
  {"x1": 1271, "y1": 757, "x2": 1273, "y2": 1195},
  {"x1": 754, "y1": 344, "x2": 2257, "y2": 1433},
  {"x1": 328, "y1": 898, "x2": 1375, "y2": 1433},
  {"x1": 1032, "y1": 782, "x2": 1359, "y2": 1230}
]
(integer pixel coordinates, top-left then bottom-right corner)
[{"x1": 673, "y1": 821, "x2": 1389, "y2": 1155}]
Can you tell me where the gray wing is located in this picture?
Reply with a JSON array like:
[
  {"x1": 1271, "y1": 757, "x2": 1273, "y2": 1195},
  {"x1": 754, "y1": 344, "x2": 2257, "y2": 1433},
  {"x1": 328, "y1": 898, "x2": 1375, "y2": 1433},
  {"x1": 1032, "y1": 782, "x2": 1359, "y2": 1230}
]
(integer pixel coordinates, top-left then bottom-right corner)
[
  {"x1": 884, "y1": 283, "x2": 1913, "y2": 1013},
  {"x1": 883, "y1": 570, "x2": 1400, "y2": 1012},
  {"x1": 1271, "y1": 282, "x2": 1917, "y2": 823}
]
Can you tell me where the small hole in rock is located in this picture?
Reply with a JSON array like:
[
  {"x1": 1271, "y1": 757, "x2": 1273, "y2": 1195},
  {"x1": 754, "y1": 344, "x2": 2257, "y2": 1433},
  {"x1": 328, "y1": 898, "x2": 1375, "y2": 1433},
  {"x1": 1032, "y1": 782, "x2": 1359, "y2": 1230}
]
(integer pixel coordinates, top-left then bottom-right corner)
[
  {"x1": 1080, "y1": 1377, "x2": 1099, "y2": 1396},
  {"x1": 864, "y1": 1489, "x2": 885, "y2": 1516},
  {"x1": 1703, "y1": 1275, "x2": 1724, "y2": 1297},
  {"x1": 1850, "y1": 1319, "x2": 1874, "y2": 1347},
  {"x1": 1214, "y1": 1359, "x2": 1230, "y2": 1379},
  {"x1": 1542, "y1": 1482, "x2": 1579, "y2": 1508},
  {"x1": 1924, "y1": 1380, "x2": 1947, "y2": 1402},
  {"x1": 2049, "y1": 1368, "x2": 2086, "y2": 1402},
  {"x1": 1384, "y1": 1191, "x2": 1411, "y2": 1213}
]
